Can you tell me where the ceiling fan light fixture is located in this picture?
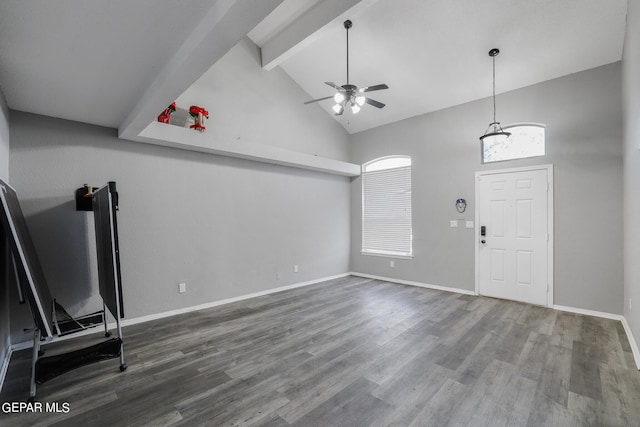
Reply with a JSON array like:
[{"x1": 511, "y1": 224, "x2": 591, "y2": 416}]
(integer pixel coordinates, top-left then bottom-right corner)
[
  {"x1": 303, "y1": 20, "x2": 388, "y2": 114},
  {"x1": 480, "y1": 48, "x2": 511, "y2": 143}
]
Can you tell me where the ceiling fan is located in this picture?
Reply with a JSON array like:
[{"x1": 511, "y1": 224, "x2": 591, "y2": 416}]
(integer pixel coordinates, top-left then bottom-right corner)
[{"x1": 304, "y1": 19, "x2": 389, "y2": 116}]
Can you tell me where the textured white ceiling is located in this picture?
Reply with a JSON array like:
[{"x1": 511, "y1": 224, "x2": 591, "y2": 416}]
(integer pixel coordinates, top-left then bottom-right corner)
[
  {"x1": 0, "y1": 0, "x2": 629, "y2": 136},
  {"x1": 268, "y1": 0, "x2": 628, "y2": 133},
  {"x1": 0, "y1": 0, "x2": 215, "y2": 128}
]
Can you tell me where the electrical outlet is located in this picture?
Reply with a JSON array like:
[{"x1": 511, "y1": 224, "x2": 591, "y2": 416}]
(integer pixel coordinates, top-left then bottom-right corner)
[
  {"x1": 276, "y1": 272, "x2": 281, "y2": 280},
  {"x1": 178, "y1": 283, "x2": 186, "y2": 294},
  {"x1": 390, "y1": 260, "x2": 395, "y2": 268},
  {"x1": 450, "y1": 220, "x2": 458, "y2": 228}
]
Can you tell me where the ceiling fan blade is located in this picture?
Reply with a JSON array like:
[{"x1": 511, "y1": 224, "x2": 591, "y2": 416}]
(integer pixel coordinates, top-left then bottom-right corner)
[
  {"x1": 303, "y1": 96, "x2": 334, "y2": 105},
  {"x1": 325, "y1": 82, "x2": 345, "y2": 91},
  {"x1": 360, "y1": 84, "x2": 389, "y2": 93},
  {"x1": 364, "y1": 97, "x2": 385, "y2": 109}
]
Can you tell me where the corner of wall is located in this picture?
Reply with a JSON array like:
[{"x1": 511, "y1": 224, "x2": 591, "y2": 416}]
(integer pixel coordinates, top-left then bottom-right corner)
[
  {"x1": 621, "y1": 316, "x2": 640, "y2": 370},
  {"x1": 622, "y1": 0, "x2": 640, "y2": 370}
]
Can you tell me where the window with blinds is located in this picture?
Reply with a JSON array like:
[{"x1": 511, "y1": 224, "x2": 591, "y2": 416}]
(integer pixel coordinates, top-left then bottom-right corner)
[{"x1": 362, "y1": 156, "x2": 412, "y2": 258}]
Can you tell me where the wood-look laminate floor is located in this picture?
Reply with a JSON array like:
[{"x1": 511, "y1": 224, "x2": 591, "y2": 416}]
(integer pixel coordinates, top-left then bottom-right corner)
[{"x1": 2, "y1": 276, "x2": 640, "y2": 426}]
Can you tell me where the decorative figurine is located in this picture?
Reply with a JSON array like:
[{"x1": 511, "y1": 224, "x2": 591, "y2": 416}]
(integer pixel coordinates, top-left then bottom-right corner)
[
  {"x1": 189, "y1": 105, "x2": 209, "y2": 132},
  {"x1": 456, "y1": 198, "x2": 467, "y2": 213},
  {"x1": 157, "y1": 102, "x2": 176, "y2": 124}
]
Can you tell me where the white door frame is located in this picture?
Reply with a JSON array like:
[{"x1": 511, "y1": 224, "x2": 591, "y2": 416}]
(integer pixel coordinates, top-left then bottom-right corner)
[{"x1": 474, "y1": 164, "x2": 554, "y2": 307}]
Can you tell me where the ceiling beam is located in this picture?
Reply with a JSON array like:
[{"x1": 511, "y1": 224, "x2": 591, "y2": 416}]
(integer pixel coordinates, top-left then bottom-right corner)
[
  {"x1": 119, "y1": 0, "x2": 284, "y2": 142},
  {"x1": 260, "y1": 0, "x2": 376, "y2": 70}
]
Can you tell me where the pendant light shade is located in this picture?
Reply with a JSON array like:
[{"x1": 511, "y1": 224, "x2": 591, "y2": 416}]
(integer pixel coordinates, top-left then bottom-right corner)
[
  {"x1": 481, "y1": 122, "x2": 511, "y2": 145},
  {"x1": 480, "y1": 48, "x2": 510, "y2": 143}
]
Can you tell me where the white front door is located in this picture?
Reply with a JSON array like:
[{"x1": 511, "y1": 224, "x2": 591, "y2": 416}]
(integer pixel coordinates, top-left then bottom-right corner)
[{"x1": 476, "y1": 166, "x2": 553, "y2": 306}]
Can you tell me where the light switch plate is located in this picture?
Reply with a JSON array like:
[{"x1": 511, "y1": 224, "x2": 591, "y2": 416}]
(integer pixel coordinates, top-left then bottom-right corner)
[{"x1": 450, "y1": 220, "x2": 458, "y2": 228}]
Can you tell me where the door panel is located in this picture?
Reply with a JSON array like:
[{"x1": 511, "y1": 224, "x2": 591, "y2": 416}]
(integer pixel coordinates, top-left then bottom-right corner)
[
  {"x1": 516, "y1": 250, "x2": 532, "y2": 285},
  {"x1": 491, "y1": 250, "x2": 505, "y2": 281},
  {"x1": 477, "y1": 168, "x2": 549, "y2": 306},
  {"x1": 491, "y1": 201, "x2": 506, "y2": 237}
]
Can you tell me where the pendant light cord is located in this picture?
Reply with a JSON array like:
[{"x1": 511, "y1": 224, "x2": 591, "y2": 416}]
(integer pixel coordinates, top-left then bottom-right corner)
[
  {"x1": 492, "y1": 54, "x2": 497, "y2": 124},
  {"x1": 480, "y1": 48, "x2": 510, "y2": 141}
]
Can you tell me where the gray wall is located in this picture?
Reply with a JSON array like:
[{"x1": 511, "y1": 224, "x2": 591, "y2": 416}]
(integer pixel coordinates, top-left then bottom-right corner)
[
  {"x1": 176, "y1": 38, "x2": 351, "y2": 161},
  {"x1": 8, "y1": 112, "x2": 351, "y2": 338},
  {"x1": 623, "y1": 0, "x2": 640, "y2": 347},
  {"x1": 350, "y1": 62, "x2": 623, "y2": 315},
  {"x1": 0, "y1": 90, "x2": 9, "y2": 377}
]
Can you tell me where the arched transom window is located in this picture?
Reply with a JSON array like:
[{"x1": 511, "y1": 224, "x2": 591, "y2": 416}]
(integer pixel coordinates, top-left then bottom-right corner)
[{"x1": 482, "y1": 123, "x2": 546, "y2": 163}]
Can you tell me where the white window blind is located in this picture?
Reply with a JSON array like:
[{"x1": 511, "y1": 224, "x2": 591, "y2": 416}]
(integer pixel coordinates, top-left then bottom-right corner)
[{"x1": 362, "y1": 164, "x2": 412, "y2": 257}]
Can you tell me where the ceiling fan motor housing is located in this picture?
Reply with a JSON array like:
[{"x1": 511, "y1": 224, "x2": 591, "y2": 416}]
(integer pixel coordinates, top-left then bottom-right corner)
[{"x1": 341, "y1": 84, "x2": 357, "y2": 93}]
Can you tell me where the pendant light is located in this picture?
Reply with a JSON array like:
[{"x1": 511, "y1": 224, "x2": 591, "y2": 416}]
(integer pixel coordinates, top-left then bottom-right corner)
[{"x1": 479, "y1": 48, "x2": 510, "y2": 144}]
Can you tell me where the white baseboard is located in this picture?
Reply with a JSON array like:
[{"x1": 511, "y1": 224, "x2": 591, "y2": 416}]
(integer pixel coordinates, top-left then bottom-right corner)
[
  {"x1": 117, "y1": 272, "x2": 350, "y2": 327},
  {"x1": 621, "y1": 316, "x2": 640, "y2": 370},
  {"x1": 10, "y1": 272, "x2": 352, "y2": 350},
  {"x1": 552, "y1": 304, "x2": 623, "y2": 321},
  {"x1": 11, "y1": 340, "x2": 32, "y2": 352},
  {"x1": 0, "y1": 336, "x2": 11, "y2": 392},
  {"x1": 350, "y1": 272, "x2": 477, "y2": 296}
]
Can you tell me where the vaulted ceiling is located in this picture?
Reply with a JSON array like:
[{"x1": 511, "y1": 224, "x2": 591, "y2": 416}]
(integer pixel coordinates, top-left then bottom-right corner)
[{"x1": 0, "y1": 0, "x2": 628, "y2": 138}]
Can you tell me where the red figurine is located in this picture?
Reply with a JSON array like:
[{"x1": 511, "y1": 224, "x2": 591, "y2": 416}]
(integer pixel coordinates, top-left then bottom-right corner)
[
  {"x1": 157, "y1": 102, "x2": 176, "y2": 124},
  {"x1": 189, "y1": 105, "x2": 209, "y2": 131}
]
